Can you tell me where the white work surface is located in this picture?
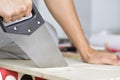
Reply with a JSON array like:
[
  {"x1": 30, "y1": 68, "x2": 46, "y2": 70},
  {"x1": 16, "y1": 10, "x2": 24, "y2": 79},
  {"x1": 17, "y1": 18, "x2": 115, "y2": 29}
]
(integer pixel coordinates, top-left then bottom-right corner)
[{"x1": 0, "y1": 58, "x2": 120, "y2": 80}]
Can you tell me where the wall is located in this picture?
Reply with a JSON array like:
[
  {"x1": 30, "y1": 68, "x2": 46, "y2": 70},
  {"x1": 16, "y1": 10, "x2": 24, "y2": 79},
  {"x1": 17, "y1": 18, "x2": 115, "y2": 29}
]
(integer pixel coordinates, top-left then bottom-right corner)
[
  {"x1": 74, "y1": 0, "x2": 92, "y2": 38},
  {"x1": 34, "y1": 0, "x2": 67, "y2": 39},
  {"x1": 34, "y1": 0, "x2": 120, "y2": 40},
  {"x1": 91, "y1": 0, "x2": 120, "y2": 34},
  {"x1": 34, "y1": 0, "x2": 92, "y2": 39}
]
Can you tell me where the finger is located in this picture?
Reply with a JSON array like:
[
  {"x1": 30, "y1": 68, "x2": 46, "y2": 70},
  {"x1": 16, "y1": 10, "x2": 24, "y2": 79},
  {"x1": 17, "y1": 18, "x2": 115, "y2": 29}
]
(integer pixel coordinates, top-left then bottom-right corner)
[
  {"x1": 4, "y1": 16, "x2": 12, "y2": 23},
  {"x1": 3, "y1": 12, "x2": 12, "y2": 23},
  {"x1": 18, "y1": 12, "x2": 25, "y2": 20},
  {"x1": 25, "y1": 1, "x2": 32, "y2": 16},
  {"x1": 104, "y1": 43, "x2": 109, "y2": 52},
  {"x1": 20, "y1": 5, "x2": 27, "y2": 16},
  {"x1": 11, "y1": 9, "x2": 21, "y2": 21},
  {"x1": 108, "y1": 53, "x2": 117, "y2": 59},
  {"x1": 102, "y1": 52, "x2": 117, "y2": 59},
  {"x1": 17, "y1": 6, "x2": 27, "y2": 20},
  {"x1": 11, "y1": 6, "x2": 27, "y2": 21},
  {"x1": 102, "y1": 58, "x2": 117, "y2": 65},
  {"x1": 112, "y1": 61, "x2": 120, "y2": 66}
]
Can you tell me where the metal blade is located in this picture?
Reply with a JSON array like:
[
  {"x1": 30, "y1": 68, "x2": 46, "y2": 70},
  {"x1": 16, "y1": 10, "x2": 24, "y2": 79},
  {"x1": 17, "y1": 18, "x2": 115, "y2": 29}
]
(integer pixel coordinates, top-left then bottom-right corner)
[{"x1": 5, "y1": 23, "x2": 68, "y2": 68}]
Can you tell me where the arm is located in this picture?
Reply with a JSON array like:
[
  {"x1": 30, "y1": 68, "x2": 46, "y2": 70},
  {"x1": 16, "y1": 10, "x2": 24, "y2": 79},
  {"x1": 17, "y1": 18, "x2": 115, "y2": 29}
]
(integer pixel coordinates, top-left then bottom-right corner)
[
  {"x1": 44, "y1": 0, "x2": 119, "y2": 65},
  {"x1": 44, "y1": 0, "x2": 92, "y2": 60}
]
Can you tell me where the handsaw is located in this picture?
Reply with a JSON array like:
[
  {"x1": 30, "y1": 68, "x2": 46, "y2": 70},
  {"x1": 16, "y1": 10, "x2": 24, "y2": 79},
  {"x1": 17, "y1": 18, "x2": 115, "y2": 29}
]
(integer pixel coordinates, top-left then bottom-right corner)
[{"x1": 0, "y1": 3, "x2": 67, "y2": 68}]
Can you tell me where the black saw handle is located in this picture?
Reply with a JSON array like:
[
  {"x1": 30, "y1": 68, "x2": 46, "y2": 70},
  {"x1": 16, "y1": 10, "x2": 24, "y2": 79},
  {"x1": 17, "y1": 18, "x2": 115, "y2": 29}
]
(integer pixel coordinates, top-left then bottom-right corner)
[{"x1": 0, "y1": 3, "x2": 45, "y2": 35}]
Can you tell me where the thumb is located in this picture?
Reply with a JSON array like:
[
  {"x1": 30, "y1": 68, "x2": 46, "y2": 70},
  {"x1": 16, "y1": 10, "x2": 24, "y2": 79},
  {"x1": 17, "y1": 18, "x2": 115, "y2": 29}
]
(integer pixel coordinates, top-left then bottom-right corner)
[{"x1": 104, "y1": 43, "x2": 109, "y2": 52}]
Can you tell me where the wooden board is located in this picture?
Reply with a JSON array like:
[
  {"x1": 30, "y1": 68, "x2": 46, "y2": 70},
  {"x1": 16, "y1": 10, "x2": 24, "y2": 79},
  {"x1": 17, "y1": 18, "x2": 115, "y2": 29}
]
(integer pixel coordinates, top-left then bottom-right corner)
[{"x1": 0, "y1": 59, "x2": 120, "y2": 80}]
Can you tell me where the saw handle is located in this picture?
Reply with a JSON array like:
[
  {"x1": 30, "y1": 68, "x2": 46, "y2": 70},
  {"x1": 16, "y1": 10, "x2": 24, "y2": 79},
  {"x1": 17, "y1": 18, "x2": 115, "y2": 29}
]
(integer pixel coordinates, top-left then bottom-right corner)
[{"x1": 0, "y1": 3, "x2": 45, "y2": 35}]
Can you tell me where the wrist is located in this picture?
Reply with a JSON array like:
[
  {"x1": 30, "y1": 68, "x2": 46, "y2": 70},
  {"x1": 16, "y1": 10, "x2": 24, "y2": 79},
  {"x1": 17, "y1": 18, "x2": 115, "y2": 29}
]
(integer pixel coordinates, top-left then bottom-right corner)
[{"x1": 78, "y1": 46, "x2": 95, "y2": 62}]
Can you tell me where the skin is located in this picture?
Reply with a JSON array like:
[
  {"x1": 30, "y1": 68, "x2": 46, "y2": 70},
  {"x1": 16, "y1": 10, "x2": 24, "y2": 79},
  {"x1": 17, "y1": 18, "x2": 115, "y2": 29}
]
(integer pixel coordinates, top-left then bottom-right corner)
[
  {"x1": 0, "y1": 0, "x2": 119, "y2": 65},
  {"x1": 44, "y1": 0, "x2": 120, "y2": 65},
  {"x1": 0, "y1": 0, "x2": 32, "y2": 22}
]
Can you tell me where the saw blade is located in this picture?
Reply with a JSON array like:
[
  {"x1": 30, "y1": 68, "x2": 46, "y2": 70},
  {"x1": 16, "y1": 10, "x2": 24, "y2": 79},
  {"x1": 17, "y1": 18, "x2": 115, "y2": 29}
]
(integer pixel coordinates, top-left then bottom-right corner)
[{"x1": 4, "y1": 23, "x2": 67, "y2": 68}]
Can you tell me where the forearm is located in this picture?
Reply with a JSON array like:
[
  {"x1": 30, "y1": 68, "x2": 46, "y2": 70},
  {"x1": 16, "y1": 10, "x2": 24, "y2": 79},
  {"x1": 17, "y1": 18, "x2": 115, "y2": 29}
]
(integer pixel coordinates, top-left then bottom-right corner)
[{"x1": 44, "y1": 0, "x2": 94, "y2": 60}]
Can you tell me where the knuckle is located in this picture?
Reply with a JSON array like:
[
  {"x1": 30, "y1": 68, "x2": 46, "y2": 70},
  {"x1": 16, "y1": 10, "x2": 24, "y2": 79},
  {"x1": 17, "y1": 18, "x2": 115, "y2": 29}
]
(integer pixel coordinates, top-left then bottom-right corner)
[
  {"x1": 4, "y1": 17, "x2": 11, "y2": 23},
  {"x1": 11, "y1": 19, "x2": 16, "y2": 22},
  {"x1": 2, "y1": 12, "x2": 12, "y2": 22},
  {"x1": 4, "y1": 12, "x2": 12, "y2": 18},
  {"x1": 28, "y1": 0, "x2": 33, "y2": 6},
  {"x1": 14, "y1": 9, "x2": 20, "y2": 15},
  {"x1": 27, "y1": 0, "x2": 33, "y2": 10},
  {"x1": 29, "y1": 2, "x2": 32, "y2": 6},
  {"x1": 21, "y1": 6, "x2": 27, "y2": 12},
  {"x1": 12, "y1": 16, "x2": 18, "y2": 21}
]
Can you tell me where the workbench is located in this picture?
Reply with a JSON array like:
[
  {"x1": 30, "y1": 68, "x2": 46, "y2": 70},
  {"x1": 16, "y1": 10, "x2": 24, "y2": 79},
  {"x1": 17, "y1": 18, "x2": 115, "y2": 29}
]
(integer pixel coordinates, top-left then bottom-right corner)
[{"x1": 0, "y1": 53, "x2": 120, "y2": 80}]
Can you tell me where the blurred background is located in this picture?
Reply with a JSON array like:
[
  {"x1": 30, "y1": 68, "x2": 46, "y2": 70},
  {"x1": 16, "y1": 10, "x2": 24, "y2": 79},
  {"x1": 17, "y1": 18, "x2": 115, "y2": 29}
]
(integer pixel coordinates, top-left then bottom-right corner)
[{"x1": 36, "y1": 0, "x2": 120, "y2": 52}]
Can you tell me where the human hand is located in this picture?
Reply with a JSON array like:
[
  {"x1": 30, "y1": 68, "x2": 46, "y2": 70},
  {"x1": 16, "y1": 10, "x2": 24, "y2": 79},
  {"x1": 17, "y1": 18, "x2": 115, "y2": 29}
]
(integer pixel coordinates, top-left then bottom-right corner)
[
  {"x1": 0, "y1": 0, "x2": 32, "y2": 22},
  {"x1": 84, "y1": 51, "x2": 120, "y2": 65}
]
